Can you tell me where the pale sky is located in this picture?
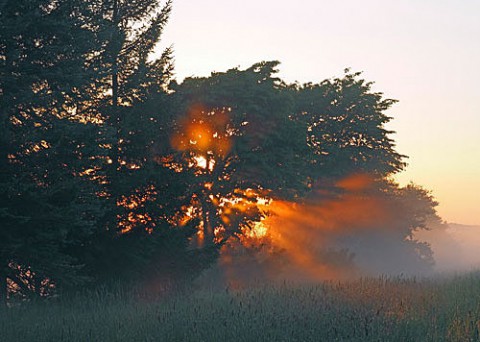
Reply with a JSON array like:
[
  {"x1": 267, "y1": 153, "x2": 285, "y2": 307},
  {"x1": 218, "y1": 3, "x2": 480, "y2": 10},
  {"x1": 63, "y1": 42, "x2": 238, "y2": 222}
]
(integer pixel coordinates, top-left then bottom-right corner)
[{"x1": 159, "y1": 0, "x2": 480, "y2": 225}]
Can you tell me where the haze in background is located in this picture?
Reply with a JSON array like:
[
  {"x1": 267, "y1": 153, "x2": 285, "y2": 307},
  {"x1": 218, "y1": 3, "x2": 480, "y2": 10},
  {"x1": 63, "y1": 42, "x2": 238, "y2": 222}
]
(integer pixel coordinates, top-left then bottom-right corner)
[
  {"x1": 416, "y1": 224, "x2": 480, "y2": 272},
  {"x1": 158, "y1": 0, "x2": 480, "y2": 226}
]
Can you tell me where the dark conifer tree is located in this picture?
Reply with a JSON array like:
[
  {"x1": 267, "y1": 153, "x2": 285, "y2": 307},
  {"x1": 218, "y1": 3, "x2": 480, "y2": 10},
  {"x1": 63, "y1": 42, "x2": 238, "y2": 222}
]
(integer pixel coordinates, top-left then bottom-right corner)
[
  {"x1": 75, "y1": 0, "x2": 203, "y2": 285},
  {"x1": 0, "y1": 0, "x2": 102, "y2": 301}
]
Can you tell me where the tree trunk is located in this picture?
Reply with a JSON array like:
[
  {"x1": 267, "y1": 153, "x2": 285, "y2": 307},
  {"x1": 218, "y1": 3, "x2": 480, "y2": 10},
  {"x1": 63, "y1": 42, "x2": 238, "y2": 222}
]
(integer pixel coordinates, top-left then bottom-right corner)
[
  {"x1": 111, "y1": 0, "x2": 120, "y2": 170},
  {"x1": 106, "y1": 0, "x2": 121, "y2": 231},
  {"x1": 200, "y1": 204, "x2": 212, "y2": 246}
]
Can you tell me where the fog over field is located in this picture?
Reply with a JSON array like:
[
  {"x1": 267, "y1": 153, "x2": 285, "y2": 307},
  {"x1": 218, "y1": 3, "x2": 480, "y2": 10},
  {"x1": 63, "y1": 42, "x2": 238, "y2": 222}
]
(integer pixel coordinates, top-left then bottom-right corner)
[
  {"x1": 417, "y1": 224, "x2": 480, "y2": 273},
  {"x1": 195, "y1": 215, "x2": 480, "y2": 291}
]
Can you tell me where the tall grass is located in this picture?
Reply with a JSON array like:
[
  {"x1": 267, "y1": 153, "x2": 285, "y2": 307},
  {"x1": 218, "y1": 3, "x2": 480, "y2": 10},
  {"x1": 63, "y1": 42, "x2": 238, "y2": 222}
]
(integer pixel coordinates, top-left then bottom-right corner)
[{"x1": 1, "y1": 272, "x2": 480, "y2": 341}]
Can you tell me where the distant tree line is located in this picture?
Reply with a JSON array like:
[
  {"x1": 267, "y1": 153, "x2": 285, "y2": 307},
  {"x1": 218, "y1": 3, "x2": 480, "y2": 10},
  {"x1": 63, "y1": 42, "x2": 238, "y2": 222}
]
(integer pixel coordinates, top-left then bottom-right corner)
[{"x1": 0, "y1": 0, "x2": 441, "y2": 303}]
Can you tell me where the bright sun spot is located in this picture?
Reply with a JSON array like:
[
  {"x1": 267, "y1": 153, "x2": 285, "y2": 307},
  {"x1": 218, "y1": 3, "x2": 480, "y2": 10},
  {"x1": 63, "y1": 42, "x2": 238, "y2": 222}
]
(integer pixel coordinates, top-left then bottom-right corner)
[{"x1": 194, "y1": 155, "x2": 208, "y2": 169}]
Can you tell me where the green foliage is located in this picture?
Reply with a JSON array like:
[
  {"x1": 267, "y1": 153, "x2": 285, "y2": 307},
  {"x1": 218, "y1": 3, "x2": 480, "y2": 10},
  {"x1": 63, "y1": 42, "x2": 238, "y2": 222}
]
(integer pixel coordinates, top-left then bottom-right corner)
[
  {"x1": 0, "y1": 0, "x2": 103, "y2": 299},
  {"x1": 174, "y1": 61, "x2": 313, "y2": 199},
  {"x1": 290, "y1": 70, "x2": 407, "y2": 177},
  {"x1": 76, "y1": 0, "x2": 195, "y2": 286},
  {"x1": 173, "y1": 62, "x2": 408, "y2": 199},
  {"x1": 167, "y1": 62, "x2": 318, "y2": 249},
  {"x1": 1, "y1": 0, "x2": 204, "y2": 297}
]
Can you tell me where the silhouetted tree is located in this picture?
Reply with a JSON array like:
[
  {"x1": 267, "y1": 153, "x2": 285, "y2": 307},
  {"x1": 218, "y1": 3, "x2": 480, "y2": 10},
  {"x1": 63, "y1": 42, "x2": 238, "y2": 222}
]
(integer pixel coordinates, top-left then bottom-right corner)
[
  {"x1": 0, "y1": 0, "x2": 102, "y2": 301},
  {"x1": 289, "y1": 70, "x2": 406, "y2": 179},
  {"x1": 168, "y1": 62, "x2": 314, "y2": 247},
  {"x1": 73, "y1": 0, "x2": 209, "y2": 286},
  {"x1": 169, "y1": 62, "x2": 435, "y2": 276}
]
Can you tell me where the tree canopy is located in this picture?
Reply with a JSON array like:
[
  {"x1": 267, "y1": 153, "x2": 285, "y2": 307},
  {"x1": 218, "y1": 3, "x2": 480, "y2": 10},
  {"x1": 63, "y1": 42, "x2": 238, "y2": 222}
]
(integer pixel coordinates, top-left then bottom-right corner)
[{"x1": 0, "y1": 0, "x2": 441, "y2": 302}]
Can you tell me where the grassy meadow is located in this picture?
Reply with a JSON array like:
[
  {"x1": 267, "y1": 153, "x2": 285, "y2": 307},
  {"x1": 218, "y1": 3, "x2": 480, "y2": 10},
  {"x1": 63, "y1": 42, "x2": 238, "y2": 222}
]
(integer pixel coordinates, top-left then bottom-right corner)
[{"x1": 1, "y1": 272, "x2": 480, "y2": 341}]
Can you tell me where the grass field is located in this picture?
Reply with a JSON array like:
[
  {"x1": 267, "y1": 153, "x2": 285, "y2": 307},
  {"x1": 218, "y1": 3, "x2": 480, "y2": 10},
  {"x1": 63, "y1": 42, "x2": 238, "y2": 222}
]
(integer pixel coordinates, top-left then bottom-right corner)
[{"x1": 1, "y1": 272, "x2": 480, "y2": 341}]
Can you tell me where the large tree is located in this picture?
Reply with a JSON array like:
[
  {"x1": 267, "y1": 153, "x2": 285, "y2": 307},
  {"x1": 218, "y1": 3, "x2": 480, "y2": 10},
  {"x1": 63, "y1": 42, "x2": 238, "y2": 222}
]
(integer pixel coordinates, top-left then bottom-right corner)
[
  {"x1": 167, "y1": 62, "x2": 436, "y2": 278},
  {"x1": 0, "y1": 0, "x2": 212, "y2": 295},
  {"x1": 168, "y1": 62, "x2": 313, "y2": 246},
  {"x1": 168, "y1": 62, "x2": 408, "y2": 244},
  {"x1": 74, "y1": 0, "x2": 207, "y2": 285},
  {"x1": 0, "y1": 0, "x2": 102, "y2": 301}
]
